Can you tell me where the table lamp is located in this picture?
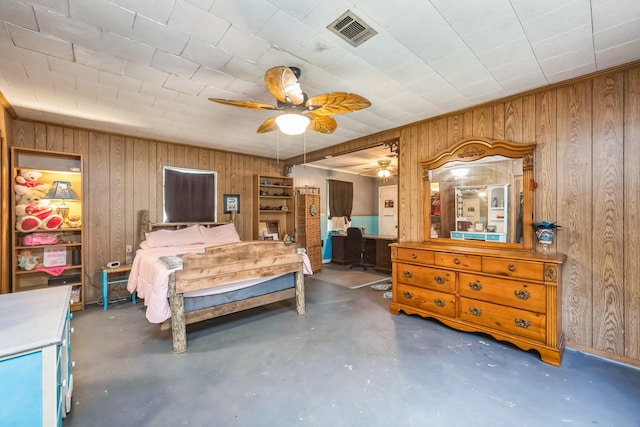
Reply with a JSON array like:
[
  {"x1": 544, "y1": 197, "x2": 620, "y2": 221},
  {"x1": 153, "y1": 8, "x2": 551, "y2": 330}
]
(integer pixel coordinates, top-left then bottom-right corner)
[{"x1": 44, "y1": 180, "x2": 79, "y2": 220}]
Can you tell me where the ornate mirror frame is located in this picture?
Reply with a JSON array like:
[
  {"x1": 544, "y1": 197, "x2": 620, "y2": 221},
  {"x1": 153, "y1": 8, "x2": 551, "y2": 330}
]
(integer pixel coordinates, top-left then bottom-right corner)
[{"x1": 422, "y1": 137, "x2": 537, "y2": 250}]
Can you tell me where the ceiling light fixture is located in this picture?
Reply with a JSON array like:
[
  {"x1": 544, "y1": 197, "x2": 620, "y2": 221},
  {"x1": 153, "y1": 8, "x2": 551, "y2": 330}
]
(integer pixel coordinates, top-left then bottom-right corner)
[
  {"x1": 275, "y1": 113, "x2": 310, "y2": 135},
  {"x1": 451, "y1": 168, "x2": 469, "y2": 177},
  {"x1": 377, "y1": 159, "x2": 392, "y2": 179}
]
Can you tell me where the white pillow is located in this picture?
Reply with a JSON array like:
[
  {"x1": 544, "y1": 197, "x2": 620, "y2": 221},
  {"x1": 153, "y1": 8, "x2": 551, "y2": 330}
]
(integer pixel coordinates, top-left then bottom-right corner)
[
  {"x1": 144, "y1": 224, "x2": 205, "y2": 248},
  {"x1": 200, "y1": 223, "x2": 241, "y2": 246}
]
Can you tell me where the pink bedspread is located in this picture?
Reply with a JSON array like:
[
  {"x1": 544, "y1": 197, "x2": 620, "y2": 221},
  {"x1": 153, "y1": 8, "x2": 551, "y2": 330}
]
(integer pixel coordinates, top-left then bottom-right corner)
[{"x1": 127, "y1": 244, "x2": 312, "y2": 324}]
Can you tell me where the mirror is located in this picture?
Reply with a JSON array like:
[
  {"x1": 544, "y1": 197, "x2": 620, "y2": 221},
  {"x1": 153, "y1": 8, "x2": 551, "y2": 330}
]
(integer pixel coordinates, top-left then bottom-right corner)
[{"x1": 422, "y1": 138, "x2": 536, "y2": 249}]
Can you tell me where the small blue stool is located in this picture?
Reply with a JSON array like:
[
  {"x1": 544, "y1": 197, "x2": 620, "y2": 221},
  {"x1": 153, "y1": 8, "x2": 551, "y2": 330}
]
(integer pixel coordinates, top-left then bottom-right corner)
[{"x1": 101, "y1": 265, "x2": 136, "y2": 310}]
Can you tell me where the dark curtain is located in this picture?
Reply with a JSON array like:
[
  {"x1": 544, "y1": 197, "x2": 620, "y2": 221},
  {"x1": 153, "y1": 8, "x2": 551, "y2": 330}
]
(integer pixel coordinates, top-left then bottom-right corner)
[
  {"x1": 164, "y1": 168, "x2": 216, "y2": 222},
  {"x1": 328, "y1": 179, "x2": 353, "y2": 220}
]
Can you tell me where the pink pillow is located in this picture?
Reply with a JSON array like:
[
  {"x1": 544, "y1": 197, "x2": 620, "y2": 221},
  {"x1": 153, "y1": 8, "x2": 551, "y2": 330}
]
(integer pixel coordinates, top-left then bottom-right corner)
[
  {"x1": 200, "y1": 223, "x2": 241, "y2": 246},
  {"x1": 144, "y1": 224, "x2": 205, "y2": 248}
]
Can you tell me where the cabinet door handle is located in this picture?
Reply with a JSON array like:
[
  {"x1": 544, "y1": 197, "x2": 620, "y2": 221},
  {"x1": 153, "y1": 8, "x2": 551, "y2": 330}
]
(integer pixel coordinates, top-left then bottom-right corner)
[
  {"x1": 434, "y1": 276, "x2": 445, "y2": 284},
  {"x1": 514, "y1": 318, "x2": 531, "y2": 329},
  {"x1": 469, "y1": 307, "x2": 482, "y2": 316},
  {"x1": 514, "y1": 290, "x2": 531, "y2": 300},
  {"x1": 453, "y1": 257, "x2": 461, "y2": 265},
  {"x1": 434, "y1": 298, "x2": 445, "y2": 307},
  {"x1": 403, "y1": 291, "x2": 413, "y2": 299},
  {"x1": 411, "y1": 252, "x2": 417, "y2": 259},
  {"x1": 403, "y1": 271, "x2": 413, "y2": 279},
  {"x1": 508, "y1": 263, "x2": 517, "y2": 272},
  {"x1": 468, "y1": 281, "x2": 483, "y2": 291}
]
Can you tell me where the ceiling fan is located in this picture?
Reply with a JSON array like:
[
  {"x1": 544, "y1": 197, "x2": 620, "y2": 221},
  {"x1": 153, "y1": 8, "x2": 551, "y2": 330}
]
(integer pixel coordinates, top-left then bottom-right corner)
[{"x1": 209, "y1": 66, "x2": 371, "y2": 135}]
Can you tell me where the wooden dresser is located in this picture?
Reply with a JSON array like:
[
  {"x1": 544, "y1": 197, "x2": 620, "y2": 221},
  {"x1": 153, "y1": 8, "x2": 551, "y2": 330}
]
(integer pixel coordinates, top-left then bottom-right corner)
[{"x1": 390, "y1": 242, "x2": 565, "y2": 366}]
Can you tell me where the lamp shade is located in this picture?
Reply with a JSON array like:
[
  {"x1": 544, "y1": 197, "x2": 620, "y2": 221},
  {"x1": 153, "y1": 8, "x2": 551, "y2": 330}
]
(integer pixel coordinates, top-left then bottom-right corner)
[
  {"x1": 44, "y1": 181, "x2": 79, "y2": 200},
  {"x1": 275, "y1": 113, "x2": 310, "y2": 135}
]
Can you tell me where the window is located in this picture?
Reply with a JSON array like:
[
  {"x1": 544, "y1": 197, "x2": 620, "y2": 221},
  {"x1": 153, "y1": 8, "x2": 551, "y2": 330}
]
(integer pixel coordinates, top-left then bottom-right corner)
[{"x1": 163, "y1": 166, "x2": 217, "y2": 222}]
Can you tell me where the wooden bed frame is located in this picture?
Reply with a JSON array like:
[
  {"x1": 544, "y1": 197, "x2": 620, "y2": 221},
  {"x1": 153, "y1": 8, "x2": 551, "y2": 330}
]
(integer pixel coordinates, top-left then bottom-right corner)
[{"x1": 138, "y1": 211, "x2": 305, "y2": 353}]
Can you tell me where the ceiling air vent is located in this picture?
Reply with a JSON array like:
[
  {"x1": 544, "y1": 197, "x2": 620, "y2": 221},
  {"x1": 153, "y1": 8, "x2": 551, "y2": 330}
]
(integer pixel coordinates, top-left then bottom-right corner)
[{"x1": 327, "y1": 10, "x2": 377, "y2": 47}]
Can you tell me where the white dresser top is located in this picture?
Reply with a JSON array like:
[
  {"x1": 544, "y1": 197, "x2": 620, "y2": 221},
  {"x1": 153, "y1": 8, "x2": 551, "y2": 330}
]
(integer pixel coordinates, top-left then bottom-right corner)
[{"x1": 0, "y1": 286, "x2": 71, "y2": 358}]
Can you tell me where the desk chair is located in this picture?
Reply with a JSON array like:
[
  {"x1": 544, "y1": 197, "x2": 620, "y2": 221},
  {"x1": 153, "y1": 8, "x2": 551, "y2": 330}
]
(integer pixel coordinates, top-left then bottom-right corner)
[{"x1": 346, "y1": 227, "x2": 373, "y2": 270}]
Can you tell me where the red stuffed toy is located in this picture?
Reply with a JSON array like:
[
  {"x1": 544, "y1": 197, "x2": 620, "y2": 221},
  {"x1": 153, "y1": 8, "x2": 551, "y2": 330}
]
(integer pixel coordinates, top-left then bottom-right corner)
[{"x1": 15, "y1": 189, "x2": 63, "y2": 232}]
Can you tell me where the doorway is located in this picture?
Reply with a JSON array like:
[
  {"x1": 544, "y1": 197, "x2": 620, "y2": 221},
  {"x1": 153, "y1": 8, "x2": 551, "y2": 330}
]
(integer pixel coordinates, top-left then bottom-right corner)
[{"x1": 378, "y1": 185, "x2": 397, "y2": 236}]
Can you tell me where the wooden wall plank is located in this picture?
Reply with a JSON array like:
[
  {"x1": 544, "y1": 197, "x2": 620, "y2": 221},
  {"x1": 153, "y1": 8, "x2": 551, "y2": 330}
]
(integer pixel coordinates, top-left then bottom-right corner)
[
  {"x1": 504, "y1": 99, "x2": 522, "y2": 142},
  {"x1": 86, "y1": 132, "x2": 110, "y2": 288},
  {"x1": 624, "y1": 68, "x2": 640, "y2": 359},
  {"x1": 556, "y1": 81, "x2": 593, "y2": 346},
  {"x1": 472, "y1": 106, "x2": 493, "y2": 137},
  {"x1": 109, "y1": 135, "x2": 126, "y2": 267},
  {"x1": 493, "y1": 102, "x2": 505, "y2": 140},
  {"x1": 535, "y1": 90, "x2": 558, "y2": 233}
]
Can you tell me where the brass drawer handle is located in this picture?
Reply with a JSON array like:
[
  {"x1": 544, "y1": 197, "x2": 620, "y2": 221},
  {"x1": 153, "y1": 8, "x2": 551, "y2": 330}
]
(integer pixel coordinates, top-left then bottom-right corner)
[
  {"x1": 469, "y1": 307, "x2": 482, "y2": 316},
  {"x1": 514, "y1": 290, "x2": 531, "y2": 300},
  {"x1": 508, "y1": 263, "x2": 517, "y2": 272},
  {"x1": 515, "y1": 318, "x2": 531, "y2": 329},
  {"x1": 468, "y1": 281, "x2": 483, "y2": 291},
  {"x1": 434, "y1": 298, "x2": 445, "y2": 307},
  {"x1": 403, "y1": 271, "x2": 413, "y2": 279},
  {"x1": 411, "y1": 252, "x2": 417, "y2": 259},
  {"x1": 453, "y1": 257, "x2": 461, "y2": 265},
  {"x1": 434, "y1": 276, "x2": 445, "y2": 285},
  {"x1": 403, "y1": 291, "x2": 413, "y2": 299}
]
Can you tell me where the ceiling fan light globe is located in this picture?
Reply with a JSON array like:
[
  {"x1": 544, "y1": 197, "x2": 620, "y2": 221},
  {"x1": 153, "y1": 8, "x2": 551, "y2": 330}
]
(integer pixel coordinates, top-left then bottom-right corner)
[
  {"x1": 377, "y1": 169, "x2": 391, "y2": 178},
  {"x1": 275, "y1": 113, "x2": 310, "y2": 135}
]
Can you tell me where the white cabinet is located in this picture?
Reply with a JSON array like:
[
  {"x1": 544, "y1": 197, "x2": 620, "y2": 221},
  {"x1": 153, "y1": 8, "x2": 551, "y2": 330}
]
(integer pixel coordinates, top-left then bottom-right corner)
[{"x1": 0, "y1": 286, "x2": 74, "y2": 426}]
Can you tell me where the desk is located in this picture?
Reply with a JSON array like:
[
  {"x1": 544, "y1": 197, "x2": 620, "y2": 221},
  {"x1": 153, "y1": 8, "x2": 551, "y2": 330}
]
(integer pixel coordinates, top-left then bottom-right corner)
[
  {"x1": 331, "y1": 234, "x2": 397, "y2": 273},
  {"x1": 101, "y1": 265, "x2": 136, "y2": 310}
]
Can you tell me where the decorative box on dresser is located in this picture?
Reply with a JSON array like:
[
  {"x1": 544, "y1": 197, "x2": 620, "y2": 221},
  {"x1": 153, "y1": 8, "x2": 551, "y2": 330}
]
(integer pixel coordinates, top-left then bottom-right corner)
[
  {"x1": 0, "y1": 285, "x2": 74, "y2": 425},
  {"x1": 390, "y1": 242, "x2": 565, "y2": 366}
]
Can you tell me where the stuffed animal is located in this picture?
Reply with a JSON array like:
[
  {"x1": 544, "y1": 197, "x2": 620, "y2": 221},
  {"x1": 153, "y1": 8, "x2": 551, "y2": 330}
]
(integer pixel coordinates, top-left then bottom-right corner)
[
  {"x1": 15, "y1": 169, "x2": 51, "y2": 196},
  {"x1": 17, "y1": 249, "x2": 39, "y2": 270},
  {"x1": 15, "y1": 188, "x2": 64, "y2": 232}
]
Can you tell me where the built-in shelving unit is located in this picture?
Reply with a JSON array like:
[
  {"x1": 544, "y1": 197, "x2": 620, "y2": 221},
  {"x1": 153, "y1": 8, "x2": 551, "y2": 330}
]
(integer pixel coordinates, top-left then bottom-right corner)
[
  {"x1": 254, "y1": 175, "x2": 295, "y2": 241},
  {"x1": 11, "y1": 147, "x2": 84, "y2": 311}
]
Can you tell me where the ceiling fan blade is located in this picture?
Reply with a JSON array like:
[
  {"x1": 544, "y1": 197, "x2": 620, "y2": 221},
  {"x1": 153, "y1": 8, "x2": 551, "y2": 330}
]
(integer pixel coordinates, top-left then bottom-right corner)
[
  {"x1": 264, "y1": 66, "x2": 305, "y2": 105},
  {"x1": 209, "y1": 98, "x2": 278, "y2": 110},
  {"x1": 306, "y1": 92, "x2": 371, "y2": 116},
  {"x1": 308, "y1": 113, "x2": 337, "y2": 134},
  {"x1": 257, "y1": 116, "x2": 279, "y2": 133}
]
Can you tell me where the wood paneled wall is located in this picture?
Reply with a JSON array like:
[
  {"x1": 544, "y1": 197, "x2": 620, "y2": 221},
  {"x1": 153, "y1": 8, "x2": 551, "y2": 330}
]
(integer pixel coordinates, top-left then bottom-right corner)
[
  {"x1": 292, "y1": 63, "x2": 639, "y2": 365},
  {"x1": 9, "y1": 121, "x2": 283, "y2": 304}
]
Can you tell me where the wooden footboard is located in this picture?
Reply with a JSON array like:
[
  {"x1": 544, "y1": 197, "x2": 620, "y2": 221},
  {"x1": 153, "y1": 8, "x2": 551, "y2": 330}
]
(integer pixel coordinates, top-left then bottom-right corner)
[{"x1": 163, "y1": 241, "x2": 305, "y2": 353}]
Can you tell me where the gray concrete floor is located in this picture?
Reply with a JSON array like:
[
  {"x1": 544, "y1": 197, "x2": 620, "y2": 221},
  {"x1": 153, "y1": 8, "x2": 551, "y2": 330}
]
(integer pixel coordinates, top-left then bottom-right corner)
[{"x1": 65, "y1": 274, "x2": 640, "y2": 427}]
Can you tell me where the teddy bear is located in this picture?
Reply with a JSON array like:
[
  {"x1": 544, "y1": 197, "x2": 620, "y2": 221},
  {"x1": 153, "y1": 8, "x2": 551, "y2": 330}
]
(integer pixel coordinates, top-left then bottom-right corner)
[
  {"x1": 17, "y1": 249, "x2": 39, "y2": 270},
  {"x1": 15, "y1": 188, "x2": 64, "y2": 233},
  {"x1": 15, "y1": 169, "x2": 51, "y2": 197}
]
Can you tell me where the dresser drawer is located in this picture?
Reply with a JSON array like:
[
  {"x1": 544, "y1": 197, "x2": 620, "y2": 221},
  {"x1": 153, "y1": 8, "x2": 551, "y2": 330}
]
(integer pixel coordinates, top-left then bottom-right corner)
[
  {"x1": 396, "y1": 263, "x2": 455, "y2": 293},
  {"x1": 458, "y1": 273, "x2": 546, "y2": 313},
  {"x1": 459, "y1": 297, "x2": 546, "y2": 342},
  {"x1": 396, "y1": 284, "x2": 456, "y2": 317},
  {"x1": 482, "y1": 257, "x2": 543, "y2": 280},
  {"x1": 434, "y1": 252, "x2": 481, "y2": 271},
  {"x1": 396, "y1": 248, "x2": 434, "y2": 264}
]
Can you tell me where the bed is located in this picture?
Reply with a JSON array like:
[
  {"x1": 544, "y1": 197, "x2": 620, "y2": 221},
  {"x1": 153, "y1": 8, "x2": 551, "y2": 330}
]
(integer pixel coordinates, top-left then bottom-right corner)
[{"x1": 127, "y1": 212, "x2": 310, "y2": 352}]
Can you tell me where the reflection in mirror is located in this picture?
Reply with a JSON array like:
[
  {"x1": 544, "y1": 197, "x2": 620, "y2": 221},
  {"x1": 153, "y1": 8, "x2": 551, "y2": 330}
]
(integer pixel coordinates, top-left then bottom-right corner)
[
  {"x1": 423, "y1": 138, "x2": 536, "y2": 249},
  {"x1": 429, "y1": 156, "x2": 522, "y2": 243}
]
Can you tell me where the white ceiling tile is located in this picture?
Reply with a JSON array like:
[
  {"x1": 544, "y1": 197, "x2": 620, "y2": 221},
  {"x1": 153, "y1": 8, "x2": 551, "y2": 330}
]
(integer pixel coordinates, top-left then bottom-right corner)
[
  {"x1": 139, "y1": 81, "x2": 180, "y2": 101},
  {"x1": 592, "y1": 0, "x2": 640, "y2": 32},
  {"x1": 131, "y1": 15, "x2": 189, "y2": 55},
  {"x1": 151, "y1": 50, "x2": 199, "y2": 77},
  {"x1": 181, "y1": 38, "x2": 233, "y2": 70},
  {"x1": 110, "y1": 0, "x2": 176, "y2": 24},
  {"x1": 163, "y1": 74, "x2": 205, "y2": 95},
  {"x1": 294, "y1": 33, "x2": 347, "y2": 69},
  {"x1": 210, "y1": 0, "x2": 277, "y2": 34},
  {"x1": 519, "y1": 0, "x2": 592, "y2": 43},
  {"x1": 74, "y1": 45, "x2": 126, "y2": 75},
  {"x1": 545, "y1": 61, "x2": 596, "y2": 83},
  {"x1": 124, "y1": 62, "x2": 169, "y2": 85},
  {"x1": 22, "y1": 0, "x2": 69, "y2": 14},
  {"x1": 257, "y1": 10, "x2": 315, "y2": 53},
  {"x1": 539, "y1": 46, "x2": 595, "y2": 76},
  {"x1": 34, "y1": 5, "x2": 102, "y2": 49},
  {"x1": 594, "y1": 18, "x2": 640, "y2": 51},
  {"x1": 0, "y1": 43, "x2": 49, "y2": 68},
  {"x1": 68, "y1": 0, "x2": 135, "y2": 37},
  {"x1": 76, "y1": 79, "x2": 118, "y2": 99},
  {"x1": 99, "y1": 70, "x2": 142, "y2": 92},
  {"x1": 192, "y1": 67, "x2": 234, "y2": 88},
  {"x1": 167, "y1": 0, "x2": 229, "y2": 45},
  {"x1": 116, "y1": 88, "x2": 155, "y2": 106},
  {"x1": 6, "y1": 23, "x2": 73, "y2": 60},
  {"x1": 100, "y1": 31, "x2": 156, "y2": 65},
  {"x1": 1, "y1": 0, "x2": 39, "y2": 31},
  {"x1": 265, "y1": 0, "x2": 316, "y2": 20},
  {"x1": 531, "y1": 24, "x2": 593, "y2": 61},
  {"x1": 596, "y1": 39, "x2": 640, "y2": 69},
  {"x1": 217, "y1": 27, "x2": 271, "y2": 62}
]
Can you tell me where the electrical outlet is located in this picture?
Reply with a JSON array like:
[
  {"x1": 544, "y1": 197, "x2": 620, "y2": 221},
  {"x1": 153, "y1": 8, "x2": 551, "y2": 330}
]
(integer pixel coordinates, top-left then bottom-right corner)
[{"x1": 126, "y1": 245, "x2": 132, "y2": 253}]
